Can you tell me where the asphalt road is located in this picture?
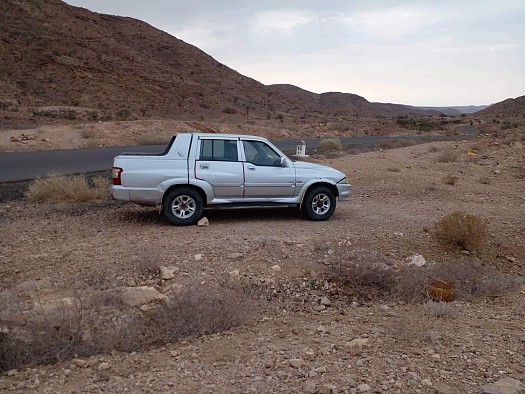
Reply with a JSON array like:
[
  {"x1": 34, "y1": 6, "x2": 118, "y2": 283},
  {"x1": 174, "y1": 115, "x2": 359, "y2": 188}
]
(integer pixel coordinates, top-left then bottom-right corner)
[{"x1": 0, "y1": 133, "x2": 476, "y2": 183}]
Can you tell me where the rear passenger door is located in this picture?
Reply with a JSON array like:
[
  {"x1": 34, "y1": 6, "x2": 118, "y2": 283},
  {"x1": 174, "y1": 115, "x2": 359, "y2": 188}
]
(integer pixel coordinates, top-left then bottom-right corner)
[{"x1": 194, "y1": 137, "x2": 244, "y2": 199}]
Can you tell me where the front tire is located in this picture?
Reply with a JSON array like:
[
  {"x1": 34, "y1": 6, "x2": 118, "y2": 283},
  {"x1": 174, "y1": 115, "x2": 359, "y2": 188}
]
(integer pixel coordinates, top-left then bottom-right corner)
[
  {"x1": 302, "y1": 186, "x2": 336, "y2": 221},
  {"x1": 163, "y1": 187, "x2": 203, "y2": 226}
]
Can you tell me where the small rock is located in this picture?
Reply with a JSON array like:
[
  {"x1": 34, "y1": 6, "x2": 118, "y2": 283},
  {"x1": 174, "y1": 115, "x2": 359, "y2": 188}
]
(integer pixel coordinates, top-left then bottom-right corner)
[
  {"x1": 63, "y1": 369, "x2": 72, "y2": 376},
  {"x1": 407, "y1": 254, "x2": 426, "y2": 267},
  {"x1": 393, "y1": 232, "x2": 404, "y2": 237},
  {"x1": 320, "y1": 296, "x2": 332, "y2": 306},
  {"x1": 433, "y1": 382, "x2": 455, "y2": 394},
  {"x1": 357, "y1": 383, "x2": 371, "y2": 392},
  {"x1": 197, "y1": 217, "x2": 209, "y2": 226},
  {"x1": 346, "y1": 338, "x2": 369, "y2": 349},
  {"x1": 271, "y1": 264, "x2": 281, "y2": 272},
  {"x1": 314, "y1": 366, "x2": 327, "y2": 373},
  {"x1": 304, "y1": 381, "x2": 317, "y2": 394},
  {"x1": 481, "y1": 377, "x2": 525, "y2": 394},
  {"x1": 228, "y1": 269, "x2": 240, "y2": 278},
  {"x1": 194, "y1": 254, "x2": 203, "y2": 261},
  {"x1": 121, "y1": 286, "x2": 166, "y2": 307},
  {"x1": 98, "y1": 362, "x2": 110, "y2": 371},
  {"x1": 320, "y1": 383, "x2": 338, "y2": 394},
  {"x1": 494, "y1": 169, "x2": 502, "y2": 174},
  {"x1": 304, "y1": 351, "x2": 316, "y2": 360},
  {"x1": 159, "y1": 265, "x2": 179, "y2": 280},
  {"x1": 421, "y1": 378, "x2": 432, "y2": 387},
  {"x1": 289, "y1": 358, "x2": 305, "y2": 368},
  {"x1": 72, "y1": 359, "x2": 89, "y2": 368},
  {"x1": 228, "y1": 252, "x2": 244, "y2": 260}
]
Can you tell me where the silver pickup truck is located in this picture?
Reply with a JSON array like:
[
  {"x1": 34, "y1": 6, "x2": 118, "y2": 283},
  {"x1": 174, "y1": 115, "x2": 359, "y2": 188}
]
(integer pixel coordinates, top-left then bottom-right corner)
[{"x1": 112, "y1": 133, "x2": 351, "y2": 225}]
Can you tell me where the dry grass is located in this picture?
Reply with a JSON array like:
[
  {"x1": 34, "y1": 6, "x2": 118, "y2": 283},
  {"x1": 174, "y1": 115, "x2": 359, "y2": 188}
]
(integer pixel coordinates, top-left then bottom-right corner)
[
  {"x1": 137, "y1": 133, "x2": 171, "y2": 146},
  {"x1": 478, "y1": 176, "x2": 491, "y2": 185},
  {"x1": 319, "y1": 138, "x2": 343, "y2": 151},
  {"x1": 434, "y1": 211, "x2": 489, "y2": 253},
  {"x1": 442, "y1": 174, "x2": 459, "y2": 185},
  {"x1": 387, "y1": 166, "x2": 401, "y2": 172},
  {"x1": 0, "y1": 283, "x2": 256, "y2": 372},
  {"x1": 80, "y1": 128, "x2": 96, "y2": 139},
  {"x1": 26, "y1": 173, "x2": 108, "y2": 203},
  {"x1": 325, "y1": 241, "x2": 511, "y2": 304}
]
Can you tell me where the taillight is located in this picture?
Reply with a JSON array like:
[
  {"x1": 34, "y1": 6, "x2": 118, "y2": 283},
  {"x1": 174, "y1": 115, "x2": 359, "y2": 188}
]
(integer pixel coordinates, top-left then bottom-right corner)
[{"x1": 112, "y1": 167, "x2": 123, "y2": 185}]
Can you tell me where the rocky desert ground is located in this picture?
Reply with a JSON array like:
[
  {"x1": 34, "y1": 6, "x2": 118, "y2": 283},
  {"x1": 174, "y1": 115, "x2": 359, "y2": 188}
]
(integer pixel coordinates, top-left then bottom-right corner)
[{"x1": 0, "y1": 125, "x2": 524, "y2": 394}]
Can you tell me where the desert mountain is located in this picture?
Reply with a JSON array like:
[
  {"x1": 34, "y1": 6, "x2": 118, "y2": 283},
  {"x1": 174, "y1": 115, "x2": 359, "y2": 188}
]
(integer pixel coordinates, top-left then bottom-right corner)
[
  {"x1": 1, "y1": 0, "x2": 441, "y2": 128},
  {"x1": 416, "y1": 105, "x2": 489, "y2": 116},
  {"x1": 476, "y1": 95, "x2": 525, "y2": 117}
]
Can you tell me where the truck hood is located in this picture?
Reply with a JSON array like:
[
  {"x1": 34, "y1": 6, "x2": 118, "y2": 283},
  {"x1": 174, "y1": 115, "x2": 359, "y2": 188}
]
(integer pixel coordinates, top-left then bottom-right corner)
[{"x1": 292, "y1": 161, "x2": 346, "y2": 181}]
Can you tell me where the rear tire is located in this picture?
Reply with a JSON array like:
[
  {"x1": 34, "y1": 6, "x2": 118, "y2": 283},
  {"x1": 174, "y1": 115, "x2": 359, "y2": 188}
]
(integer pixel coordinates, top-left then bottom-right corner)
[
  {"x1": 302, "y1": 186, "x2": 336, "y2": 221},
  {"x1": 163, "y1": 187, "x2": 203, "y2": 226}
]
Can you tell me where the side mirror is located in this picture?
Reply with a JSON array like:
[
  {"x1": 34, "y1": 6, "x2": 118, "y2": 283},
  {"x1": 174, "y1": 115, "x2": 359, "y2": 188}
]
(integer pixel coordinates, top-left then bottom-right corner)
[{"x1": 280, "y1": 157, "x2": 287, "y2": 167}]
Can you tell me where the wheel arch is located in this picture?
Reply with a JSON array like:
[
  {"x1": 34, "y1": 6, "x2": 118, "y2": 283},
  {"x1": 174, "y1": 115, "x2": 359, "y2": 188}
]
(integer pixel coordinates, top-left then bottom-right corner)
[
  {"x1": 161, "y1": 184, "x2": 207, "y2": 207},
  {"x1": 299, "y1": 181, "x2": 338, "y2": 210}
]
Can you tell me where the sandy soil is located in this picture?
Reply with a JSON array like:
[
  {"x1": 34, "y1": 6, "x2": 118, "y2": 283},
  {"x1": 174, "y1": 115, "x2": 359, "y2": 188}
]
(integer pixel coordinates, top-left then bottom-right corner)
[{"x1": 0, "y1": 135, "x2": 524, "y2": 393}]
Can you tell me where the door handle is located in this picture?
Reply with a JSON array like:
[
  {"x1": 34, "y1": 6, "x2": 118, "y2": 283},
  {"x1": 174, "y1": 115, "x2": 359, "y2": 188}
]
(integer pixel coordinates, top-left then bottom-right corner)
[
  {"x1": 200, "y1": 164, "x2": 209, "y2": 169},
  {"x1": 247, "y1": 166, "x2": 256, "y2": 171}
]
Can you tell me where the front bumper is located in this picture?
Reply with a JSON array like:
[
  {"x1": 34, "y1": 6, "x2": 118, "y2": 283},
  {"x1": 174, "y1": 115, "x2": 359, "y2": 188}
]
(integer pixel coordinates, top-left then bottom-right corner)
[{"x1": 336, "y1": 183, "x2": 352, "y2": 201}]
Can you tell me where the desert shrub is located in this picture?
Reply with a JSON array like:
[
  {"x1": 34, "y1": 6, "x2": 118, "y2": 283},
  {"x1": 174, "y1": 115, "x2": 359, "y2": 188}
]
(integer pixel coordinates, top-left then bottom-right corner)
[
  {"x1": 137, "y1": 133, "x2": 171, "y2": 146},
  {"x1": 324, "y1": 242, "x2": 511, "y2": 304},
  {"x1": 0, "y1": 283, "x2": 256, "y2": 372},
  {"x1": 140, "y1": 286, "x2": 254, "y2": 345},
  {"x1": 442, "y1": 174, "x2": 458, "y2": 185},
  {"x1": 436, "y1": 151, "x2": 457, "y2": 163},
  {"x1": 86, "y1": 110, "x2": 99, "y2": 121},
  {"x1": 80, "y1": 128, "x2": 96, "y2": 139},
  {"x1": 478, "y1": 177, "x2": 491, "y2": 184},
  {"x1": 434, "y1": 258, "x2": 514, "y2": 300},
  {"x1": 26, "y1": 173, "x2": 108, "y2": 203},
  {"x1": 115, "y1": 108, "x2": 132, "y2": 121},
  {"x1": 222, "y1": 107, "x2": 237, "y2": 114},
  {"x1": 319, "y1": 138, "x2": 343, "y2": 151},
  {"x1": 434, "y1": 211, "x2": 488, "y2": 253}
]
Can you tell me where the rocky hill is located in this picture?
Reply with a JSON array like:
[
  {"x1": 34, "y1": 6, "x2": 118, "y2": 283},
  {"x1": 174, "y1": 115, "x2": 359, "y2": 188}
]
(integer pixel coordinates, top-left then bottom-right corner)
[
  {"x1": 0, "y1": 0, "x2": 434, "y2": 129},
  {"x1": 477, "y1": 95, "x2": 525, "y2": 117}
]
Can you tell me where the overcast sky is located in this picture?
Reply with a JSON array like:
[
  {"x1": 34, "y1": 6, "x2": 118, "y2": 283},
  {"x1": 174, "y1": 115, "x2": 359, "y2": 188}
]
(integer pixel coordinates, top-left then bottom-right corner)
[{"x1": 63, "y1": 0, "x2": 524, "y2": 106}]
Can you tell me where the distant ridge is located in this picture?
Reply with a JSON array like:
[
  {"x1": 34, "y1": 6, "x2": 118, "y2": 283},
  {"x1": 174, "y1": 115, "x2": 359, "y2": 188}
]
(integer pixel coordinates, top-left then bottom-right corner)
[
  {"x1": 0, "y1": 0, "x2": 436, "y2": 128},
  {"x1": 417, "y1": 105, "x2": 489, "y2": 115}
]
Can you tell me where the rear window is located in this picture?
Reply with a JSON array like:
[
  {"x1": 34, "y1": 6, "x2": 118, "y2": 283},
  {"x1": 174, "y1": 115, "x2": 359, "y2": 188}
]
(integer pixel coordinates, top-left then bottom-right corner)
[{"x1": 199, "y1": 139, "x2": 238, "y2": 161}]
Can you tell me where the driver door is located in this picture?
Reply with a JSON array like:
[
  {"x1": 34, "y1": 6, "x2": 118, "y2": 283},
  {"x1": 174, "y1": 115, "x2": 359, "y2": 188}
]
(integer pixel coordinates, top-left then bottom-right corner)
[{"x1": 241, "y1": 139, "x2": 295, "y2": 198}]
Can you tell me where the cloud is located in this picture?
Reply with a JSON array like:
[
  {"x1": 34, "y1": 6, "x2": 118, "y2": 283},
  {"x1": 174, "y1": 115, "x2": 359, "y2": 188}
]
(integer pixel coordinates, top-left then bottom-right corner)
[
  {"x1": 434, "y1": 43, "x2": 520, "y2": 53},
  {"x1": 339, "y1": 6, "x2": 439, "y2": 39},
  {"x1": 250, "y1": 10, "x2": 315, "y2": 34}
]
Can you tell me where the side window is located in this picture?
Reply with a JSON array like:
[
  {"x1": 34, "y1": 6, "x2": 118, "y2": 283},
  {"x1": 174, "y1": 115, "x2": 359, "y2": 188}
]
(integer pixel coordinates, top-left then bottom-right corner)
[
  {"x1": 242, "y1": 140, "x2": 281, "y2": 166},
  {"x1": 199, "y1": 139, "x2": 238, "y2": 161}
]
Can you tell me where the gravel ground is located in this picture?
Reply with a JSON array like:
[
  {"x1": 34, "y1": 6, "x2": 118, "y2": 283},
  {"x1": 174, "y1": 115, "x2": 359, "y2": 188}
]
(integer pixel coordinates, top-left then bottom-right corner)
[{"x1": 0, "y1": 136, "x2": 524, "y2": 393}]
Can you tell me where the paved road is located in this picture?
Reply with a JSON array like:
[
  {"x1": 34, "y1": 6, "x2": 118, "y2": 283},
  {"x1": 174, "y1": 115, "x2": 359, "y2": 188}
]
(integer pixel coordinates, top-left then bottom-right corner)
[{"x1": 0, "y1": 133, "x2": 476, "y2": 183}]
